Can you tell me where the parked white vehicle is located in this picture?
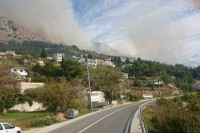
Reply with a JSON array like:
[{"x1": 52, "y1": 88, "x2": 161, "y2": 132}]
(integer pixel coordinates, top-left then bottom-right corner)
[{"x1": 0, "y1": 123, "x2": 21, "y2": 133}]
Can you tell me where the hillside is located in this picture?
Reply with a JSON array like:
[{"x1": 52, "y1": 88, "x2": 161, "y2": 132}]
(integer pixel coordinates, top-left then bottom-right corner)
[
  {"x1": 0, "y1": 17, "x2": 47, "y2": 43},
  {"x1": 93, "y1": 42, "x2": 119, "y2": 56}
]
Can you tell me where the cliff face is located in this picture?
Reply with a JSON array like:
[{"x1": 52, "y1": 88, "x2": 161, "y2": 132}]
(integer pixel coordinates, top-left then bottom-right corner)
[{"x1": 0, "y1": 17, "x2": 47, "y2": 43}]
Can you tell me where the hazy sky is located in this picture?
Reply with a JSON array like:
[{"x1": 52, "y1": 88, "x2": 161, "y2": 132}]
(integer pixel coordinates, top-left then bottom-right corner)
[{"x1": 0, "y1": 0, "x2": 200, "y2": 66}]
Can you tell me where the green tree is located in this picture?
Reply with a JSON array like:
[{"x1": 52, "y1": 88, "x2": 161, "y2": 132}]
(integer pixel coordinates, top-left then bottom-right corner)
[
  {"x1": 39, "y1": 83, "x2": 78, "y2": 114},
  {"x1": 133, "y1": 79, "x2": 142, "y2": 87},
  {"x1": 90, "y1": 66, "x2": 123, "y2": 104},
  {"x1": 41, "y1": 48, "x2": 47, "y2": 58},
  {"x1": 61, "y1": 59, "x2": 83, "y2": 81},
  {"x1": 125, "y1": 57, "x2": 130, "y2": 64}
]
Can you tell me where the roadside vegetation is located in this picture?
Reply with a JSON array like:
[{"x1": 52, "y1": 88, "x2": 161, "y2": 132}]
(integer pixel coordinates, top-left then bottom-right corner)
[
  {"x1": 142, "y1": 93, "x2": 200, "y2": 133},
  {"x1": 0, "y1": 111, "x2": 53, "y2": 130}
]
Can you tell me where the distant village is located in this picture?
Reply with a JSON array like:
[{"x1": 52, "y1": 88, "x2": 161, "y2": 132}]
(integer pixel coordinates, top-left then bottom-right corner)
[{"x1": 0, "y1": 50, "x2": 132, "y2": 112}]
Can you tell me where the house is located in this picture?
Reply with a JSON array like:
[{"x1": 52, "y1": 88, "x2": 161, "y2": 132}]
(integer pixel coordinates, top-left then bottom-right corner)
[
  {"x1": 6, "y1": 51, "x2": 16, "y2": 56},
  {"x1": 78, "y1": 58, "x2": 86, "y2": 64},
  {"x1": 47, "y1": 57, "x2": 53, "y2": 60},
  {"x1": 0, "y1": 52, "x2": 6, "y2": 58},
  {"x1": 86, "y1": 59, "x2": 97, "y2": 67},
  {"x1": 95, "y1": 59, "x2": 103, "y2": 65},
  {"x1": 38, "y1": 60, "x2": 44, "y2": 66},
  {"x1": 154, "y1": 80, "x2": 164, "y2": 85},
  {"x1": 90, "y1": 91, "x2": 105, "y2": 103},
  {"x1": 194, "y1": 81, "x2": 200, "y2": 91},
  {"x1": 65, "y1": 54, "x2": 73, "y2": 60},
  {"x1": 123, "y1": 73, "x2": 129, "y2": 79},
  {"x1": 102, "y1": 59, "x2": 115, "y2": 67},
  {"x1": 72, "y1": 55, "x2": 79, "y2": 60},
  {"x1": 120, "y1": 57, "x2": 126, "y2": 63},
  {"x1": 78, "y1": 89, "x2": 106, "y2": 107},
  {"x1": 9, "y1": 67, "x2": 28, "y2": 79},
  {"x1": 53, "y1": 53, "x2": 65, "y2": 62}
]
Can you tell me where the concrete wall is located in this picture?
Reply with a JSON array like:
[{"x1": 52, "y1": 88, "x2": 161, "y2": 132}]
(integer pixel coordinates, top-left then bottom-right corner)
[
  {"x1": 10, "y1": 101, "x2": 45, "y2": 112},
  {"x1": 19, "y1": 82, "x2": 44, "y2": 93}
]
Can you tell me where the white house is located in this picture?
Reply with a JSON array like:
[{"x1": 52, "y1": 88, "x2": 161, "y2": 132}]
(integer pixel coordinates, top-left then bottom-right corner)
[
  {"x1": 9, "y1": 67, "x2": 28, "y2": 79},
  {"x1": 0, "y1": 52, "x2": 6, "y2": 58},
  {"x1": 154, "y1": 80, "x2": 164, "y2": 85},
  {"x1": 78, "y1": 58, "x2": 86, "y2": 64},
  {"x1": 6, "y1": 51, "x2": 16, "y2": 56},
  {"x1": 194, "y1": 81, "x2": 200, "y2": 91},
  {"x1": 90, "y1": 91, "x2": 105, "y2": 103},
  {"x1": 53, "y1": 53, "x2": 65, "y2": 62},
  {"x1": 38, "y1": 60, "x2": 44, "y2": 66},
  {"x1": 86, "y1": 59, "x2": 97, "y2": 67},
  {"x1": 102, "y1": 59, "x2": 115, "y2": 67},
  {"x1": 123, "y1": 73, "x2": 129, "y2": 79},
  {"x1": 120, "y1": 57, "x2": 126, "y2": 63}
]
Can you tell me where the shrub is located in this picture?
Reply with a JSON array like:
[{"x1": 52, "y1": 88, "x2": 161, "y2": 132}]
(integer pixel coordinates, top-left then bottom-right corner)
[
  {"x1": 133, "y1": 79, "x2": 142, "y2": 87},
  {"x1": 7, "y1": 110, "x2": 21, "y2": 113},
  {"x1": 0, "y1": 99, "x2": 5, "y2": 113},
  {"x1": 145, "y1": 94, "x2": 200, "y2": 133},
  {"x1": 128, "y1": 94, "x2": 141, "y2": 102},
  {"x1": 72, "y1": 99, "x2": 88, "y2": 111},
  {"x1": 31, "y1": 118, "x2": 57, "y2": 127}
]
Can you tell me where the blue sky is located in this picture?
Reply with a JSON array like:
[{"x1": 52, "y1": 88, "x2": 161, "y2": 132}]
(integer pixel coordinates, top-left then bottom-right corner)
[{"x1": 71, "y1": 0, "x2": 200, "y2": 66}]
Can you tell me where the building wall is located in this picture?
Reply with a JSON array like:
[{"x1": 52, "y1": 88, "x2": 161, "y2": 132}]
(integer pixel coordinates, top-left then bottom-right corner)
[
  {"x1": 19, "y1": 82, "x2": 44, "y2": 93},
  {"x1": 194, "y1": 84, "x2": 200, "y2": 91},
  {"x1": 90, "y1": 91, "x2": 105, "y2": 103},
  {"x1": 53, "y1": 53, "x2": 64, "y2": 62},
  {"x1": 10, "y1": 101, "x2": 45, "y2": 112}
]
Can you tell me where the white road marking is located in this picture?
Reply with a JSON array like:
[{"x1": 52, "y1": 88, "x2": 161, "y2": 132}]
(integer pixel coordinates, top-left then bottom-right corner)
[{"x1": 78, "y1": 104, "x2": 136, "y2": 133}]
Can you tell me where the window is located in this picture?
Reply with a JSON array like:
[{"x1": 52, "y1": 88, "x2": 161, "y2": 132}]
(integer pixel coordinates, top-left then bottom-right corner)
[
  {"x1": 0, "y1": 124, "x2": 3, "y2": 130},
  {"x1": 14, "y1": 69, "x2": 17, "y2": 71},
  {"x1": 3, "y1": 124, "x2": 13, "y2": 129},
  {"x1": 20, "y1": 70, "x2": 23, "y2": 72}
]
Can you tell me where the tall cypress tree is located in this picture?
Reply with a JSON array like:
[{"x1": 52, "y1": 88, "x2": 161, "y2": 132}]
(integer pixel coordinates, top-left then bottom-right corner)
[{"x1": 41, "y1": 48, "x2": 47, "y2": 58}]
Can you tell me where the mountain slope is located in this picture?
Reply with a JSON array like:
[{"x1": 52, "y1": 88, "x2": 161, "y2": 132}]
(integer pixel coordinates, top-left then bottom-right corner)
[
  {"x1": 93, "y1": 42, "x2": 119, "y2": 56},
  {"x1": 0, "y1": 17, "x2": 47, "y2": 43}
]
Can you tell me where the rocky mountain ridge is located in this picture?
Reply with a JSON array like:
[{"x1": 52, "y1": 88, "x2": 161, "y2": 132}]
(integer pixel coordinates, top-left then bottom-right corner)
[{"x1": 0, "y1": 17, "x2": 47, "y2": 43}]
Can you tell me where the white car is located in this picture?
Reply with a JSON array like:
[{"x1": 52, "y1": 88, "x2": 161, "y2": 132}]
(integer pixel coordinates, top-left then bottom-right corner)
[{"x1": 0, "y1": 123, "x2": 21, "y2": 133}]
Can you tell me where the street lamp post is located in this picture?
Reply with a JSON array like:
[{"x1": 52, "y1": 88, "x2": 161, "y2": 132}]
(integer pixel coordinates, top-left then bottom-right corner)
[{"x1": 87, "y1": 63, "x2": 93, "y2": 111}]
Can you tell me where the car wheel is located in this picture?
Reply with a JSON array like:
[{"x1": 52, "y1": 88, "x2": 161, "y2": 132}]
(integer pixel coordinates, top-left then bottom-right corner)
[{"x1": 17, "y1": 131, "x2": 21, "y2": 133}]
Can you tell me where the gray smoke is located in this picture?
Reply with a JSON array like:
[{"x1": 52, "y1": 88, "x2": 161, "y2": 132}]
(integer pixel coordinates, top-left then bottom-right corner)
[
  {"x1": 0, "y1": 0, "x2": 91, "y2": 49},
  {"x1": 118, "y1": 1, "x2": 200, "y2": 65}
]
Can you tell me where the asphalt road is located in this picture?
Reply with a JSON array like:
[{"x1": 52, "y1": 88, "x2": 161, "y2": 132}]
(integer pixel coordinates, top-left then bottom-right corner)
[{"x1": 41, "y1": 101, "x2": 145, "y2": 133}]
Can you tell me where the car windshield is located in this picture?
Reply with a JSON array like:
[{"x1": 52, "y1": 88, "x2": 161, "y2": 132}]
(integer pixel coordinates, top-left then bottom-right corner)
[
  {"x1": 0, "y1": 124, "x2": 3, "y2": 130},
  {"x1": 3, "y1": 124, "x2": 13, "y2": 129}
]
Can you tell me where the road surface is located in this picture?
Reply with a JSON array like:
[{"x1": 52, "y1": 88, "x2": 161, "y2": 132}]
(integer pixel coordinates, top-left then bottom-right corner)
[{"x1": 38, "y1": 101, "x2": 146, "y2": 133}]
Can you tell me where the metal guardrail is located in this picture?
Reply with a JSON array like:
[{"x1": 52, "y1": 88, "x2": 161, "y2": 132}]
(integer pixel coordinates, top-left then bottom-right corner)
[
  {"x1": 124, "y1": 110, "x2": 136, "y2": 133},
  {"x1": 138, "y1": 100, "x2": 156, "y2": 133},
  {"x1": 138, "y1": 97, "x2": 175, "y2": 133}
]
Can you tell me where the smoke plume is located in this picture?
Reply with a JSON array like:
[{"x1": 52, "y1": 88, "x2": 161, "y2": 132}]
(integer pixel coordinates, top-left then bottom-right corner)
[
  {"x1": 117, "y1": 1, "x2": 200, "y2": 65},
  {"x1": 0, "y1": 0, "x2": 91, "y2": 49}
]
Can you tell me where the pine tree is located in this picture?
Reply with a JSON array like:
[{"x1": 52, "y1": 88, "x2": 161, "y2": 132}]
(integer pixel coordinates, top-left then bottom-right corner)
[{"x1": 41, "y1": 48, "x2": 47, "y2": 58}]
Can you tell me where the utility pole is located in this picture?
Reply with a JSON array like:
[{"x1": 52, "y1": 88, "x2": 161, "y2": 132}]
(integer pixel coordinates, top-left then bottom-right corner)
[
  {"x1": 87, "y1": 63, "x2": 93, "y2": 111},
  {"x1": 185, "y1": 76, "x2": 189, "y2": 94}
]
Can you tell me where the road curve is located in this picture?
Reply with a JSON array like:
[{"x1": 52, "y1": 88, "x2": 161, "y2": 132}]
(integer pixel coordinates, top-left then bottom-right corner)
[{"x1": 37, "y1": 101, "x2": 146, "y2": 133}]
